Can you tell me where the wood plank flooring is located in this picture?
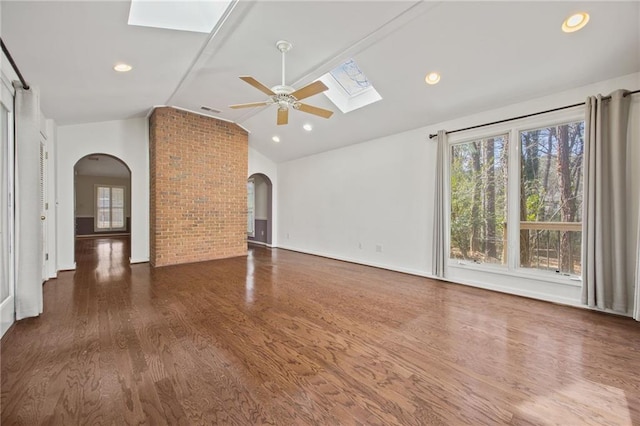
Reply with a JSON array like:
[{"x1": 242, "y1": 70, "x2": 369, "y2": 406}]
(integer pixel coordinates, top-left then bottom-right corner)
[{"x1": 2, "y1": 237, "x2": 640, "y2": 425}]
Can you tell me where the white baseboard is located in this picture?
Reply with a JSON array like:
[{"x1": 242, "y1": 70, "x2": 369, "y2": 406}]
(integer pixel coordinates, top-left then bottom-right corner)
[
  {"x1": 276, "y1": 244, "x2": 433, "y2": 278},
  {"x1": 130, "y1": 258, "x2": 149, "y2": 264},
  {"x1": 247, "y1": 240, "x2": 272, "y2": 248},
  {"x1": 58, "y1": 263, "x2": 76, "y2": 271}
]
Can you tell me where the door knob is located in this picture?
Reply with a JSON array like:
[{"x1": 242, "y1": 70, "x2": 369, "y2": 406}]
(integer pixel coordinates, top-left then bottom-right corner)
[{"x1": 40, "y1": 215, "x2": 46, "y2": 220}]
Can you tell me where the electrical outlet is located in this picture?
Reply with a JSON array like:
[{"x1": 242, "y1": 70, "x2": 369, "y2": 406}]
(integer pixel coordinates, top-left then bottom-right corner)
[
  {"x1": 376, "y1": 244, "x2": 383, "y2": 253},
  {"x1": 261, "y1": 231, "x2": 264, "y2": 236},
  {"x1": 286, "y1": 233, "x2": 290, "y2": 239},
  {"x1": 358, "y1": 242, "x2": 362, "y2": 249}
]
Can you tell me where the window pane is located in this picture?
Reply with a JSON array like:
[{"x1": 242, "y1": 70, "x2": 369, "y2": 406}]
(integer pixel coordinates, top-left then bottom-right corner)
[
  {"x1": 97, "y1": 208, "x2": 110, "y2": 229},
  {"x1": 450, "y1": 134, "x2": 508, "y2": 264},
  {"x1": 112, "y1": 208, "x2": 124, "y2": 228},
  {"x1": 111, "y1": 188, "x2": 125, "y2": 228},
  {"x1": 112, "y1": 187, "x2": 124, "y2": 208},
  {"x1": 96, "y1": 187, "x2": 110, "y2": 229},
  {"x1": 519, "y1": 122, "x2": 584, "y2": 274},
  {"x1": 1, "y1": 105, "x2": 9, "y2": 302}
]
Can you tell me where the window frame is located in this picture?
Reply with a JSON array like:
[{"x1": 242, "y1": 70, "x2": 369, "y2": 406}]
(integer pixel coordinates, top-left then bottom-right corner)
[
  {"x1": 445, "y1": 107, "x2": 585, "y2": 286},
  {"x1": 447, "y1": 130, "x2": 510, "y2": 269},
  {"x1": 93, "y1": 184, "x2": 126, "y2": 232},
  {"x1": 1, "y1": 79, "x2": 15, "y2": 307}
]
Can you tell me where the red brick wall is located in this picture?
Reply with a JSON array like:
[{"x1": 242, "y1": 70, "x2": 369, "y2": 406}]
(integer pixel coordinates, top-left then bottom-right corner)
[{"x1": 149, "y1": 107, "x2": 248, "y2": 267}]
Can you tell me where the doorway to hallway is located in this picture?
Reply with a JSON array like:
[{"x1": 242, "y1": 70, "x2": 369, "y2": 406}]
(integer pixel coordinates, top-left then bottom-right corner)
[{"x1": 247, "y1": 173, "x2": 273, "y2": 246}]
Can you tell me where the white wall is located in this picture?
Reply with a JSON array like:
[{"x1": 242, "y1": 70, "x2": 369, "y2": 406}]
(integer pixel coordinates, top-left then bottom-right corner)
[
  {"x1": 56, "y1": 118, "x2": 149, "y2": 268},
  {"x1": 248, "y1": 147, "x2": 278, "y2": 246},
  {"x1": 278, "y1": 127, "x2": 432, "y2": 276},
  {"x1": 277, "y1": 72, "x2": 640, "y2": 311}
]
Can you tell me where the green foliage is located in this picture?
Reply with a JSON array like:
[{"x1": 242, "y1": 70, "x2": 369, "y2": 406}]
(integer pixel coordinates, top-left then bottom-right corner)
[
  {"x1": 450, "y1": 155, "x2": 473, "y2": 257},
  {"x1": 526, "y1": 193, "x2": 541, "y2": 221},
  {"x1": 449, "y1": 138, "x2": 508, "y2": 262}
]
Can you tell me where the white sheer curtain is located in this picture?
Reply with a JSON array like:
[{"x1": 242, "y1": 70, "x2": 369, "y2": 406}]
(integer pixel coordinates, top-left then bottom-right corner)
[
  {"x1": 582, "y1": 90, "x2": 632, "y2": 314},
  {"x1": 14, "y1": 84, "x2": 42, "y2": 320},
  {"x1": 432, "y1": 130, "x2": 447, "y2": 278}
]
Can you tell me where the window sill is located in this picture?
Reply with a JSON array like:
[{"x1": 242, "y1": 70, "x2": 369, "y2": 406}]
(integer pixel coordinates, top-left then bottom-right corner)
[{"x1": 447, "y1": 262, "x2": 582, "y2": 288}]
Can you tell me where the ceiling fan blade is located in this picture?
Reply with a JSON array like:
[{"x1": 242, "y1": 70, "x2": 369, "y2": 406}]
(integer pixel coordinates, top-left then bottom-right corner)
[
  {"x1": 239, "y1": 76, "x2": 275, "y2": 96},
  {"x1": 297, "y1": 103, "x2": 334, "y2": 119},
  {"x1": 229, "y1": 101, "x2": 269, "y2": 109},
  {"x1": 290, "y1": 80, "x2": 328, "y2": 101},
  {"x1": 277, "y1": 108, "x2": 289, "y2": 125}
]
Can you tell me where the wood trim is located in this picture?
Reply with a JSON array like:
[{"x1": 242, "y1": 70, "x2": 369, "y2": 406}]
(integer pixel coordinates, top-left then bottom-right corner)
[{"x1": 520, "y1": 221, "x2": 582, "y2": 232}]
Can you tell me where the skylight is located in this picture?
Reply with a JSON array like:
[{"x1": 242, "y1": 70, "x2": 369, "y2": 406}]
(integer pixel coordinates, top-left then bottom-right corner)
[
  {"x1": 329, "y1": 59, "x2": 372, "y2": 96},
  {"x1": 320, "y1": 59, "x2": 382, "y2": 114},
  {"x1": 128, "y1": 0, "x2": 233, "y2": 34}
]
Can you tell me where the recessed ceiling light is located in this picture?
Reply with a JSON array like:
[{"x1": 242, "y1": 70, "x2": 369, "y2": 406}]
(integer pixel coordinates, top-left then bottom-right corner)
[
  {"x1": 303, "y1": 124, "x2": 313, "y2": 132},
  {"x1": 272, "y1": 136, "x2": 280, "y2": 143},
  {"x1": 562, "y1": 12, "x2": 589, "y2": 33},
  {"x1": 425, "y1": 72, "x2": 441, "y2": 85},
  {"x1": 114, "y1": 63, "x2": 133, "y2": 72}
]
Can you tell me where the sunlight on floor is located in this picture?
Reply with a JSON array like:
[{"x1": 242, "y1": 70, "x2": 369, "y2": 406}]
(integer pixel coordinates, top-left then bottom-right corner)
[
  {"x1": 95, "y1": 238, "x2": 128, "y2": 282},
  {"x1": 517, "y1": 379, "x2": 632, "y2": 425}
]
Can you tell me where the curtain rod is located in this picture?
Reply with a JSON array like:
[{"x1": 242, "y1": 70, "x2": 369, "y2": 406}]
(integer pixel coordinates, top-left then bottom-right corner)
[
  {"x1": 428, "y1": 89, "x2": 640, "y2": 139},
  {"x1": 1, "y1": 37, "x2": 30, "y2": 90}
]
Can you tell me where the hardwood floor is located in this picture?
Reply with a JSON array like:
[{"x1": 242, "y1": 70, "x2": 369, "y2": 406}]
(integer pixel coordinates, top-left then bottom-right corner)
[{"x1": 2, "y1": 238, "x2": 640, "y2": 425}]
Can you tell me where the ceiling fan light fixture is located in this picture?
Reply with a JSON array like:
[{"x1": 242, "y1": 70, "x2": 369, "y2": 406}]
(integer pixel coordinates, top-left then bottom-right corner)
[
  {"x1": 272, "y1": 136, "x2": 281, "y2": 143},
  {"x1": 113, "y1": 63, "x2": 133, "y2": 72},
  {"x1": 425, "y1": 72, "x2": 440, "y2": 85},
  {"x1": 303, "y1": 123, "x2": 313, "y2": 132},
  {"x1": 562, "y1": 12, "x2": 589, "y2": 33}
]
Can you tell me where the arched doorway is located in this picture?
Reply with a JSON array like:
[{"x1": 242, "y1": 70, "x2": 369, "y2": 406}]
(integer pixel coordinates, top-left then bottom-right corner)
[
  {"x1": 73, "y1": 154, "x2": 131, "y2": 266},
  {"x1": 247, "y1": 173, "x2": 273, "y2": 246}
]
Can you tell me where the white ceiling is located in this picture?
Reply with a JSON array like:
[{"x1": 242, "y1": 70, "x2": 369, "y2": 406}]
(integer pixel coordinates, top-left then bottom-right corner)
[{"x1": 2, "y1": 1, "x2": 639, "y2": 163}]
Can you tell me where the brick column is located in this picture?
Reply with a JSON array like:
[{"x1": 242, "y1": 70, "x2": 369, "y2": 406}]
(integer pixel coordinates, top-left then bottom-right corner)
[{"x1": 149, "y1": 107, "x2": 248, "y2": 267}]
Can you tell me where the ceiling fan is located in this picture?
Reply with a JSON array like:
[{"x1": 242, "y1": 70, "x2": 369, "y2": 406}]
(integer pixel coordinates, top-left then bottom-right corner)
[{"x1": 229, "y1": 40, "x2": 334, "y2": 126}]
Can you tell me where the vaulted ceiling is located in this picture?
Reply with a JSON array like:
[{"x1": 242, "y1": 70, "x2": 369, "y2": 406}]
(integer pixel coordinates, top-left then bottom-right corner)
[{"x1": 3, "y1": 1, "x2": 639, "y2": 162}]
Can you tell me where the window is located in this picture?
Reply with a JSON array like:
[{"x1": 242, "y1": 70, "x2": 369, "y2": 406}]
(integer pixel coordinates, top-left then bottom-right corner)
[
  {"x1": 1, "y1": 104, "x2": 11, "y2": 303},
  {"x1": 247, "y1": 179, "x2": 255, "y2": 237},
  {"x1": 519, "y1": 121, "x2": 584, "y2": 274},
  {"x1": 450, "y1": 134, "x2": 509, "y2": 265},
  {"x1": 95, "y1": 185, "x2": 125, "y2": 231},
  {"x1": 447, "y1": 114, "x2": 585, "y2": 281}
]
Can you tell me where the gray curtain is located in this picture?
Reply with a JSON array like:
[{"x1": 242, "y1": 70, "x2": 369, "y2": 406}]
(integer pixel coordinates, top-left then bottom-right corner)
[
  {"x1": 14, "y1": 84, "x2": 43, "y2": 320},
  {"x1": 582, "y1": 90, "x2": 631, "y2": 313},
  {"x1": 432, "y1": 130, "x2": 447, "y2": 278},
  {"x1": 635, "y1": 200, "x2": 640, "y2": 320}
]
